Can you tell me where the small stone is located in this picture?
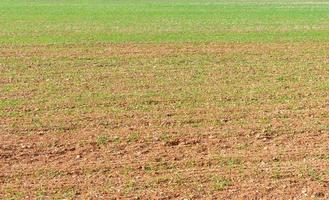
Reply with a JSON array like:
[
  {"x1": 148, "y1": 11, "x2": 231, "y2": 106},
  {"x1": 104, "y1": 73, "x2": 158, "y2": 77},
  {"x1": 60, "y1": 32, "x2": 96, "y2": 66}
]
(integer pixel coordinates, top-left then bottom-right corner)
[{"x1": 302, "y1": 187, "x2": 308, "y2": 196}]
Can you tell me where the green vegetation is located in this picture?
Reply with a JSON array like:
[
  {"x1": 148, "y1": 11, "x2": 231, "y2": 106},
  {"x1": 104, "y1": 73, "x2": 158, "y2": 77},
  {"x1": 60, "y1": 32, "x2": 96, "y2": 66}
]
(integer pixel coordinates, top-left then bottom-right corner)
[
  {"x1": 96, "y1": 134, "x2": 109, "y2": 146},
  {"x1": 212, "y1": 176, "x2": 232, "y2": 191},
  {"x1": 1, "y1": 0, "x2": 329, "y2": 44}
]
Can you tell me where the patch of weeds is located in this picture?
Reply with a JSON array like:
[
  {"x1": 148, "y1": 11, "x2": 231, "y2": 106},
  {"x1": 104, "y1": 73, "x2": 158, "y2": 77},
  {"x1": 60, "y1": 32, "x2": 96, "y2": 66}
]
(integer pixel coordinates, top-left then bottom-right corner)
[
  {"x1": 277, "y1": 94, "x2": 293, "y2": 104},
  {"x1": 99, "y1": 120, "x2": 114, "y2": 128},
  {"x1": 307, "y1": 168, "x2": 323, "y2": 182},
  {"x1": 143, "y1": 164, "x2": 153, "y2": 174},
  {"x1": 317, "y1": 154, "x2": 329, "y2": 160},
  {"x1": 124, "y1": 179, "x2": 137, "y2": 194},
  {"x1": 213, "y1": 119, "x2": 224, "y2": 126},
  {"x1": 101, "y1": 179, "x2": 115, "y2": 193},
  {"x1": 122, "y1": 166, "x2": 133, "y2": 176},
  {"x1": 271, "y1": 165, "x2": 282, "y2": 180},
  {"x1": 48, "y1": 170, "x2": 65, "y2": 178},
  {"x1": 159, "y1": 132, "x2": 170, "y2": 142},
  {"x1": 143, "y1": 180, "x2": 155, "y2": 190},
  {"x1": 298, "y1": 167, "x2": 306, "y2": 179},
  {"x1": 143, "y1": 99, "x2": 160, "y2": 106},
  {"x1": 259, "y1": 117, "x2": 270, "y2": 125},
  {"x1": 55, "y1": 187, "x2": 77, "y2": 200},
  {"x1": 55, "y1": 124, "x2": 77, "y2": 132},
  {"x1": 77, "y1": 139, "x2": 88, "y2": 147},
  {"x1": 181, "y1": 118, "x2": 203, "y2": 127},
  {"x1": 212, "y1": 176, "x2": 232, "y2": 191},
  {"x1": 173, "y1": 172, "x2": 184, "y2": 185},
  {"x1": 155, "y1": 176, "x2": 171, "y2": 184},
  {"x1": 36, "y1": 169, "x2": 65, "y2": 179},
  {"x1": 96, "y1": 135, "x2": 109, "y2": 146},
  {"x1": 35, "y1": 187, "x2": 47, "y2": 200},
  {"x1": 127, "y1": 132, "x2": 140, "y2": 143},
  {"x1": 0, "y1": 99, "x2": 23, "y2": 109},
  {"x1": 276, "y1": 76, "x2": 285, "y2": 82},
  {"x1": 1, "y1": 84, "x2": 15, "y2": 93},
  {"x1": 218, "y1": 157, "x2": 242, "y2": 169},
  {"x1": 236, "y1": 143, "x2": 248, "y2": 150},
  {"x1": 186, "y1": 159, "x2": 197, "y2": 168},
  {"x1": 154, "y1": 158, "x2": 175, "y2": 171},
  {"x1": 3, "y1": 186, "x2": 24, "y2": 200},
  {"x1": 112, "y1": 135, "x2": 121, "y2": 144},
  {"x1": 318, "y1": 82, "x2": 329, "y2": 91}
]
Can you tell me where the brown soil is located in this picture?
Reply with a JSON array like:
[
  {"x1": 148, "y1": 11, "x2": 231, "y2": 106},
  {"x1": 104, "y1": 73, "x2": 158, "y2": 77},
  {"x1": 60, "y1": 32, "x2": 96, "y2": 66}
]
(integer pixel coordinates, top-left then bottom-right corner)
[{"x1": 1, "y1": 42, "x2": 329, "y2": 199}]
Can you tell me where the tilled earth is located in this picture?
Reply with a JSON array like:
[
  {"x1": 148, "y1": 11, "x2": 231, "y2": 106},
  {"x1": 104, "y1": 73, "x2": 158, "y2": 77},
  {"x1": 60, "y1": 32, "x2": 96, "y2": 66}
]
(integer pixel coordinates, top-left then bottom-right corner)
[{"x1": 1, "y1": 43, "x2": 329, "y2": 199}]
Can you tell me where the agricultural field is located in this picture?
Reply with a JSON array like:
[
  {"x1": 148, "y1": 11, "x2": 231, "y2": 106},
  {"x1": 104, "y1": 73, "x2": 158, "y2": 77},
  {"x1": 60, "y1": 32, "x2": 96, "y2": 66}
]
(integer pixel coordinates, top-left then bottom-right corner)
[{"x1": 1, "y1": 0, "x2": 329, "y2": 199}]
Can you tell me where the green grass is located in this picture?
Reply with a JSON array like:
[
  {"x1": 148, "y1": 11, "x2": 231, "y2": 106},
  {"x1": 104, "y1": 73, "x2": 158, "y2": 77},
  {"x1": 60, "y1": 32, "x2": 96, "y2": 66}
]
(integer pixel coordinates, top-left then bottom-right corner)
[
  {"x1": 96, "y1": 134, "x2": 109, "y2": 146},
  {"x1": 212, "y1": 176, "x2": 232, "y2": 191},
  {"x1": 1, "y1": 0, "x2": 329, "y2": 44}
]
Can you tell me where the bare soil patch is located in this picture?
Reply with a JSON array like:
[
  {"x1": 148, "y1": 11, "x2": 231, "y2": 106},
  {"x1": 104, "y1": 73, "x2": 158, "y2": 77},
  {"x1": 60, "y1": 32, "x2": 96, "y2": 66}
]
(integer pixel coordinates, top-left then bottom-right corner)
[{"x1": 1, "y1": 42, "x2": 329, "y2": 199}]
